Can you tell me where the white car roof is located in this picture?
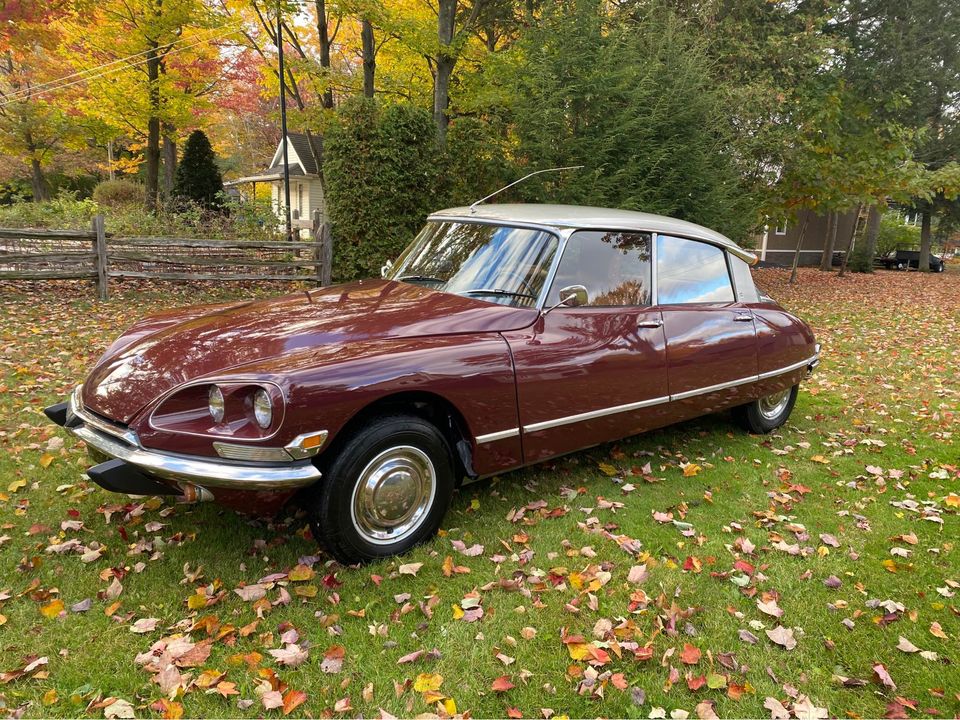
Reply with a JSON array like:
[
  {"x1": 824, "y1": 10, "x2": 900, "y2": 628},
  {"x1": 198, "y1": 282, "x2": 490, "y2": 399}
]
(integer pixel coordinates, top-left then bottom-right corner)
[{"x1": 430, "y1": 203, "x2": 758, "y2": 264}]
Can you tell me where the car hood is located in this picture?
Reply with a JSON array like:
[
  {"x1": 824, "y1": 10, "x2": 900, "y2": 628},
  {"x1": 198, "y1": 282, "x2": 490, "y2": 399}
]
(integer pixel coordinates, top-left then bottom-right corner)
[{"x1": 82, "y1": 279, "x2": 538, "y2": 424}]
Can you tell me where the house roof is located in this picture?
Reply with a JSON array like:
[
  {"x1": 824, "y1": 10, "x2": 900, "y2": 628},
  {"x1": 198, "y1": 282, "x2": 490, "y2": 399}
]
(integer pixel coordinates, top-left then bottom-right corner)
[
  {"x1": 430, "y1": 203, "x2": 757, "y2": 264},
  {"x1": 269, "y1": 132, "x2": 323, "y2": 175},
  {"x1": 224, "y1": 166, "x2": 308, "y2": 186}
]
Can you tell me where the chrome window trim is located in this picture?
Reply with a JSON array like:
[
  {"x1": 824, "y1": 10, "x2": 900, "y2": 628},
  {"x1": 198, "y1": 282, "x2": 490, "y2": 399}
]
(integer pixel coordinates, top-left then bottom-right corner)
[
  {"x1": 517, "y1": 353, "x2": 819, "y2": 435},
  {"x1": 650, "y1": 232, "x2": 659, "y2": 305},
  {"x1": 475, "y1": 428, "x2": 521, "y2": 444}
]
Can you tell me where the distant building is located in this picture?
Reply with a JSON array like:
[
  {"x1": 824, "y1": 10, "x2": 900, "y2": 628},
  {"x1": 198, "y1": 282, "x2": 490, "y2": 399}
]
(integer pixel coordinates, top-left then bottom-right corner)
[
  {"x1": 757, "y1": 208, "x2": 861, "y2": 266},
  {"x1": 225, "y1": 132, "x2": 326, "y2": 234}
]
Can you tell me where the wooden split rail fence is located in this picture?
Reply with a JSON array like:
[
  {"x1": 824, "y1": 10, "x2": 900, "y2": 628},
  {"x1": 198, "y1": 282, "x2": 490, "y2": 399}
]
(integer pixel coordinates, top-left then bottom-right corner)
[{"x1": 0, "y1": 211, "x2": 334, "y2": 300}]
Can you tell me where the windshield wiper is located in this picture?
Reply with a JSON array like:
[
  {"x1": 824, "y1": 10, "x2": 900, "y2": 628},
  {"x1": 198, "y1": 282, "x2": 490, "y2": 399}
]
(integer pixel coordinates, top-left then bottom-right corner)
[
  {"x1": 398, "y1": 274, "x2": 445, "y2": 284},
  {"x1": 463, "y1": 288, "x2": 537, "y2": 300}
]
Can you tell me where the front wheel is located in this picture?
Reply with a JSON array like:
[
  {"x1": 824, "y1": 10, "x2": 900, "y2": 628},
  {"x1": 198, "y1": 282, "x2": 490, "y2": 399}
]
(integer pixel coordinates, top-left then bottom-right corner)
[
  {"x1": 303, "y1": 415, "x2": 455, "y2": 564},
  {"x1": 733, "y1": 385, "x2": 799, "y2": 434}
]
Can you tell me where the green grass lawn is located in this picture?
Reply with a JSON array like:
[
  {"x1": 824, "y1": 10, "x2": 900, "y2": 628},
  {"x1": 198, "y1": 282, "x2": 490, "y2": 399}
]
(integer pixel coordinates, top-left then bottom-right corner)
[{"x1": 0, "y1": 268, "x2": 957, "y2": 719}]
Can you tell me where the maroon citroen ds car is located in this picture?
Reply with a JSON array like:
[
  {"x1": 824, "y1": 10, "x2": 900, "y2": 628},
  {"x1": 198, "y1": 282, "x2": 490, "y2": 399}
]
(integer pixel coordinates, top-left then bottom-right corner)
[{"x1": 46, "y1": 204, "x2": 819, "y2": 563}]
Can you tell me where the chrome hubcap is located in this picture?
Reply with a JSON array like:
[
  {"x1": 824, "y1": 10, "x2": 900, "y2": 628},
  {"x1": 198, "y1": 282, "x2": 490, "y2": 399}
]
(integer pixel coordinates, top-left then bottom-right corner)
[
  {"x1": 758, "y1": 389, "x2": 791, "y2": 420},
  {"x1": 350, "y1": 446, "x2": 436, "y2": 545}
]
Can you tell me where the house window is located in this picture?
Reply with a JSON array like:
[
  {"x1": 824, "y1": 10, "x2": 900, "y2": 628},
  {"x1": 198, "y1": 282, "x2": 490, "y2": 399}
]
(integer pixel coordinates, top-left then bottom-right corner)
[{"x1": 774, "y1": 220, "x2": 788, "y2": 235}]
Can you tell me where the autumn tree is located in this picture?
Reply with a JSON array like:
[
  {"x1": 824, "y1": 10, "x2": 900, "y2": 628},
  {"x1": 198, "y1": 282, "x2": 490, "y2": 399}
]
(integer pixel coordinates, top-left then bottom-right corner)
[
  {"x1": 61, "y1": 0, "x2": 223, "y2": 210},
  {"x1": 0, "y1": 1, "x2": 80, "y2": 200}
]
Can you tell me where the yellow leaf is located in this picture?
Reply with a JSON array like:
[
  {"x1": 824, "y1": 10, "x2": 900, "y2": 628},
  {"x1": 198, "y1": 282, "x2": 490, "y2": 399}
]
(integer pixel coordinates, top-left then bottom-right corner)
[
  {"x1": 104, "y1": 600, "x2": 121, "y2": 616},
  {"x1": 413, "y1": 673, "x2": 443, "y2": 693},
  {"x1": 817, "y1": 546, "x2": 829, "y2": 557},
  {"x1": 682, "y1": 463, "x2": 702, "y2": 477},
  {"x1": 294, "y1": 585, "x2": 317, "y2": 597},
  {"x1": 451, "y1": 604, "x2": 464, "y2": 620},
  {"x1": 39, "y1": 453, "x2": 55, "y2": 469},
  {"x1": 42, "y1": 689, "x2": 58, "y2": 706},
  {"x1": 810, "y1": 455, "x2": 830, "y2": 464},
  {"x1": 470, "y1": 498, "x2": 480, "y2": 511},
  {"x1": 443, "y1": 698, "x2": 457, "y2": 715},
  {"x1": 598, "y1": 462, "x2": 618, "y2": 477},
  {"x1": 945, "y1": 494, "x2": 960, "y2": 508},
  {"x1": 40, "y1": 599, "x2": 64, "y2": 618},
  {"x1": 567, "y1": 643, "x2": 591, "y2": 661},
  {"x1": 7, "y1": 479, "x2": 26, "y2": 493},
  {"x1": 0, "y1": 613, "x2": 6, "y2": 626},
  {"x1": 881, "y1": 558, "x2": 898, "y2": 573},
  {"x1": 288, "y1": 564, "x2": 315, "y2": 582},
  {"x1": 187, "y1": 592, "x2": 208, "y2": 610}
]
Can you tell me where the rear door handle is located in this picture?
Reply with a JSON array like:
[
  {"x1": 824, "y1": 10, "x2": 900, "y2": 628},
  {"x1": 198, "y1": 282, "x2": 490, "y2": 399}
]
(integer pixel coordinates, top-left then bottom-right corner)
[
  {"x1": 638, "y1": 319, "x2": 663, "y2": 329},
  {"x1": 733, "y1": 314, "x2": 753, "y2": 322}
]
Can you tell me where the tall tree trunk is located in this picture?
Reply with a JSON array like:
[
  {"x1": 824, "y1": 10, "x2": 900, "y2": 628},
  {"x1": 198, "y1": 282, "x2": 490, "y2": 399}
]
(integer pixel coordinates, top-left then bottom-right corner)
[
  {"x1": 434, "y1": 0, "x2": 457, "y2": 148},
  {"x1": 789, "y1": 214, "x2": 810, "y2": 284},
  {"x1": 29, "y1": 157, "x2": 49, "y2": 201},
  {"x1": 863, "y1": 204, "x2": 881, "y2": 267},
  {"x1": 144, "y1": 42, "x2": 161, "y2": 212},
  {"x1": 919, "y1": 208, "x2": 932, "y2": 272},
  {"x1": 361, "y1": 18, "x2": 376, "y2": 98},
  {"x1": 162, "y1": 125, "x2": 177, "y2": 202},
  {"x1": 25, "y1": 131, "x2": 49, "y2": 201},
  {"x1": 819, "y1": 210, "x2": 838, "y2": 270},
  {"x1": 838, "y1": 202, "x2": 863, "y2": 277},
  {"x1": 315, "y1": 0, "x2": 334, "y2": 109}
]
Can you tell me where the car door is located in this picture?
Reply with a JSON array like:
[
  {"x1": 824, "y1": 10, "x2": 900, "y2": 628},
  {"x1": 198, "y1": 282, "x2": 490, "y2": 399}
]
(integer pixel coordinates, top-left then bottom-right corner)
[
  {"x1": 655, "y1": 235, "x2": 759, "y2": 418},
  {"x1": 502, "y1": 230, "x2": 671, "y2": 463}
]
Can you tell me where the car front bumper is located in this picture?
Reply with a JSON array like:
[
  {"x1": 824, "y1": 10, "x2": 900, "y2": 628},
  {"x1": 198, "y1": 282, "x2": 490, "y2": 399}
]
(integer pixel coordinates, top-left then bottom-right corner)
[{"x1": 45, "y1": 389, "x2": 323, "y2": 494}]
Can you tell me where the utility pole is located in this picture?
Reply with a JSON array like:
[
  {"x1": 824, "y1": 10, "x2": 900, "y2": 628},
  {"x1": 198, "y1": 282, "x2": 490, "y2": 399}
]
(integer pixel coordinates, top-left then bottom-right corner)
[{"x1": 277, "y1": 6, "x2": 293, "y2": 241}]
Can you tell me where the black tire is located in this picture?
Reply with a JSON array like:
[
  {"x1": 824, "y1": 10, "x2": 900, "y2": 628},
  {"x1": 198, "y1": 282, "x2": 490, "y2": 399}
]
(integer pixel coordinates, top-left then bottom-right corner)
[
  {"x1": 733, "y1": 384, "x2": 799, "y2": 434},
  {"x1": 303, "y1": 414, "x2": 455, "y2": 564}
]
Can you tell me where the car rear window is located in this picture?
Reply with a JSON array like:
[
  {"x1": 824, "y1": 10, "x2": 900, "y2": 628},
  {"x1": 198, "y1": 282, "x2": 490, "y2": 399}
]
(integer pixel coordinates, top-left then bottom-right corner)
[
  {"x1": 729, "y1": 255, "x2": 760, "y2": 303},
  {"x1": 656, "y1": 236, "x2": 735, "y2": 304}
]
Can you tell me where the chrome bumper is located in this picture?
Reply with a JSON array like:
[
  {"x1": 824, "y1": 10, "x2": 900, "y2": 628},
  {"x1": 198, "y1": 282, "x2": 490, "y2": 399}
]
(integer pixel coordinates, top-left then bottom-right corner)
[{"x1": 54, "y1": 390, "x2": 322, "y2": 492}]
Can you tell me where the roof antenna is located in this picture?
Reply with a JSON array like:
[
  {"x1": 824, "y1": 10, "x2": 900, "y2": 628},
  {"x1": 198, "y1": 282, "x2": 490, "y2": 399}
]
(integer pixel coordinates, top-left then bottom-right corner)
[{"x1": 469, "y1": 166, "x2": 584, "y2": 211}]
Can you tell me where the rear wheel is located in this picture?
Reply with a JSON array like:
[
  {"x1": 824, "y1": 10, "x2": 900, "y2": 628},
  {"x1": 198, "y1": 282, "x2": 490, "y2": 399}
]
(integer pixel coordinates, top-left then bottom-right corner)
[
  {"x1": 303, "y1": 414, "x2": 455, "y2": 564},
  {"x1": 734, "y1": 385, "x2": 798, "y2": 434}
]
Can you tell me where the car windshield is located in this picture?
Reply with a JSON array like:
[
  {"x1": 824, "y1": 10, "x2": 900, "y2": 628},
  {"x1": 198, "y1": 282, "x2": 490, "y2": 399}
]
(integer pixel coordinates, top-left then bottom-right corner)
[{"x1": 388, "y1": 221, "x2": 559, "y2": 308}]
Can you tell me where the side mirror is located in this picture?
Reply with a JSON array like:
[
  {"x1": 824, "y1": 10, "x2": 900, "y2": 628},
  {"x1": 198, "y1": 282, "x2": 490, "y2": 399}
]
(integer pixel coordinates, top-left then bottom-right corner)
[
  {"x1": 558, "y1": 284, "x2": 588, "y2": 308},
  {"x1": 380, "y1": 259, "x2": 394, "y2": 279},
  {"x1": 543, "y1": 284, "x2": 588, "y2": 316}
]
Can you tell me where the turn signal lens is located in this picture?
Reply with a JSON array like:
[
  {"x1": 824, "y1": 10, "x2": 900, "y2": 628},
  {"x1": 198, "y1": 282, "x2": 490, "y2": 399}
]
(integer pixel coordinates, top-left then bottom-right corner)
[
  {"x1": 253, "y1": 388, "x2": 272, "y2": 428},
  {"x1": 208, "y1": 385, "x2": 225, "y2": 423}
]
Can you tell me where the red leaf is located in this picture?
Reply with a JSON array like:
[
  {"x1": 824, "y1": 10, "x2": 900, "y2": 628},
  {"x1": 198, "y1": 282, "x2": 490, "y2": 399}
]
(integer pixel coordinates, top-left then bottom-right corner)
[
  {"x1": 680, "y1": 643, "x2": 702, "y2": 665},
  {"x1": 491, "y1": 676, "x2": 515, "y2": 692}
]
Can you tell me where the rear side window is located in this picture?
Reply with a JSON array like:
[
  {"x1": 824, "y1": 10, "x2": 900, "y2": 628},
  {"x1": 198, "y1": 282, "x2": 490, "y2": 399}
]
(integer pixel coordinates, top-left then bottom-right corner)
[
  {"x1": 546, "y1": 230, "x2": 651, "y2": 307},
  {"x1": 656, "y1": 236, "x2": 735, "y2": 304},
  {"x1": 729, "y1": 255, "x2": 760, "y2": 303}
]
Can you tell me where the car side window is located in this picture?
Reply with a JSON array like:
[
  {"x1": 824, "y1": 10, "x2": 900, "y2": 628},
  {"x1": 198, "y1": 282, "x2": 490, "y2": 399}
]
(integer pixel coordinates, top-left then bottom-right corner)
[
  {"x1": 729, "y1": 255, "x2": 760, "y2": 303},
  {"x1": 656, "y1": 235, "x2": 735, "y2": 304},
  {"x1": 546, "y1": 231, "x2": 651, "y2": 307}
]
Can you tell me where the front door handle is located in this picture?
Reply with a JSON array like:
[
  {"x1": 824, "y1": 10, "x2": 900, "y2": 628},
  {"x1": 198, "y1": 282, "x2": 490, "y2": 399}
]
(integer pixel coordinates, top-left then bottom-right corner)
[
  {"x1": 638, "y1": 319, "x2": 663, "y2": 329},
  {"x1": 733, "y1": 313, "x2": 753, "y2": 322}
]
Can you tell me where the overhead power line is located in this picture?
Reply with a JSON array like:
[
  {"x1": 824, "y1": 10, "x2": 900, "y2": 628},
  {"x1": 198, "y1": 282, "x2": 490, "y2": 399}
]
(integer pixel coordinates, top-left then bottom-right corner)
[{"x1": 0, "y1": 27, "x2": 240, "y2": 108}]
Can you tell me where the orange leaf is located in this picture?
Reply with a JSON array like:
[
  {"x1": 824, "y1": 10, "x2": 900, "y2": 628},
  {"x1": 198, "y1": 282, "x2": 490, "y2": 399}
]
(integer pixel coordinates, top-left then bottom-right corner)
[
  {"x1": 491, "y1": 676, "x2": 514, "y2": 692},
  {"x1": 282, "y1": 689, "x2": 307, "y2": 715}
]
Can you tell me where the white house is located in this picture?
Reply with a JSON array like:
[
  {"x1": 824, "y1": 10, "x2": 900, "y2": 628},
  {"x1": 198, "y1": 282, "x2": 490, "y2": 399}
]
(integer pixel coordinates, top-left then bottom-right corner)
[{"x1": 226, "y1": 132, "x2": 327, "y2": 233}]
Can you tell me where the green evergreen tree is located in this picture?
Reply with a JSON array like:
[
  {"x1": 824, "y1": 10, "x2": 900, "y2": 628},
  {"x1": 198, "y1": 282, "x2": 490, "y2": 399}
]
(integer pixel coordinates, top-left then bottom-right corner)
[
  {"x1": 172, "y1": 129, "x2": 224, "y2": 208},
  {"x1": 325, "y1": 98, "x2": 442, "y2": 281}
]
